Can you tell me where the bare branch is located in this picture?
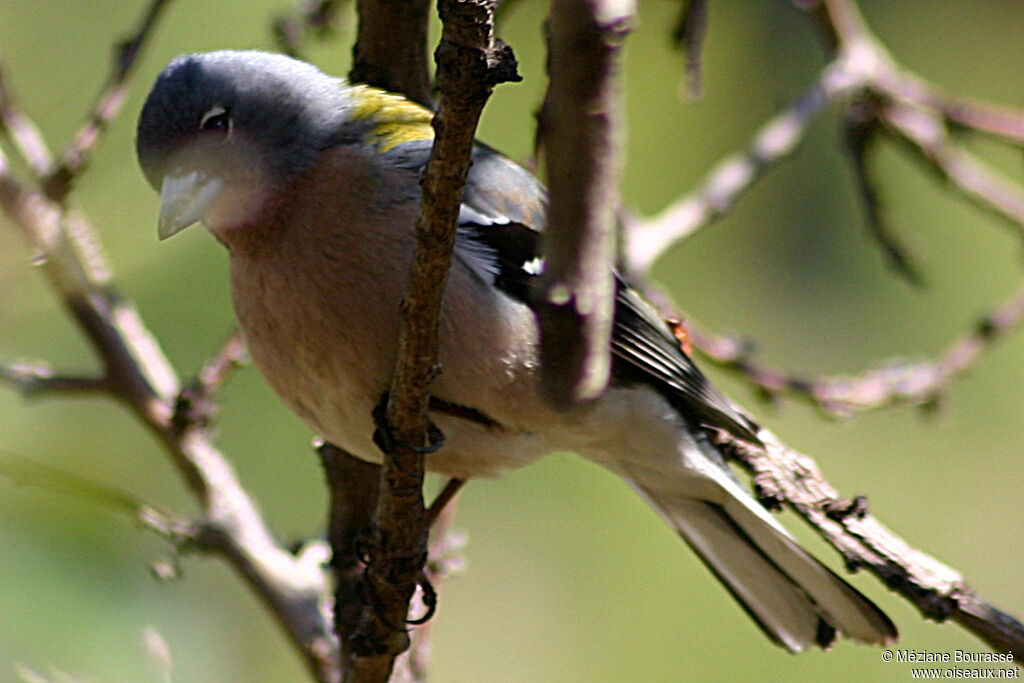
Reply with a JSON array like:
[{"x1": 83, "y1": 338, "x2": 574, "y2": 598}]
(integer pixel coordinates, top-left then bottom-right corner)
[
  {"x1": 670, "y1": 0, "x2": 709, "y2": 98},
  {"x1": 932, "y1": 96, "x2": 1024, "y2": 146},
  {"x1": 350, "y1": 0, "x2": 433, "y2": 106},
  {"x1": 193, "y1": 329, "x2": 248, "y2": 398},
  {"x1": 632, "y1": 0, "x2": 1024, "y2": 276},
  {"x1": 625, "y1": 58, "x2": 856, "y2": 273},
  {"x1": 815, "y1": 0, "x2": 1024, "y2": 236},
  {"x1": 0, "y1": 361, "x2": 107, "y2": 397},
  {"x1": 719, "y1": 428, "x2": 1024, "y2": 663},
  {"x1": 43, "y1": 0, "x2": 172, "y2": 202},
  {"x1": 424, "y1": 478, "x2": 464, "y2": 527},
  {"x1": 343, "y1": 1, "x2": 519, "y2": 679},
  {"x1": 843, "y1": 96, "x2": 922, "y2": 284},
  {"x1": 879, "y1": 100, "x2": 1024, "y2": 237},
  {"x1": 689, "y1": 275, "x2": 1024, "y2": 415},
  {"x1": 172, "y1": 330, "x2": 249, "y2": 432},
  {"x1": 1, "y1": 12, "x2": 339, "y2": 680},
  {"x1": 535, "y1": 0, "x2": 633, "y2": 407},
  {"x1": 2, "y1": 163, "x2": 338, "y2": 682},
  {"x1": 0, "y1": 56, "x2": 54, "y2": 176}
]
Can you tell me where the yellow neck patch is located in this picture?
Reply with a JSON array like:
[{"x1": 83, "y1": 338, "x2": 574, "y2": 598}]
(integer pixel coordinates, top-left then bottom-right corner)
[{"x1": 348, "y1": 85, "x2": 435, "y2": 152}]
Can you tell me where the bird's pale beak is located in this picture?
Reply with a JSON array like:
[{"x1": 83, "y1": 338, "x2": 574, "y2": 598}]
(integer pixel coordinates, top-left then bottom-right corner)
[{"x1": 158, "y1": 170, "x2": 225, "y2": 240}]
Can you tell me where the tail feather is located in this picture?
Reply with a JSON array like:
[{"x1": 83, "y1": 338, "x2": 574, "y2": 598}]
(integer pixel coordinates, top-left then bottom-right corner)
[
  {"x1": 625, "y1": 461, "x2": 897, "y2": 652},
  {"x1": 669, "y1": 498, "x2": 836, "y2": 651}
]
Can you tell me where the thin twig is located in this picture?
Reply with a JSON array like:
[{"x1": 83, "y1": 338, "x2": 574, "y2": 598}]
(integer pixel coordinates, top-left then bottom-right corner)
[
  {"x1": 273, "y1": 0, "x2": 347, "y2": 57},
  {"x1": 932, "y1": 96, "x2": 1024, "y2": 146},
  {"x1": 670, "y1": 0, "x2": 709, "y2": 98},
  {"x1": 878, "y1": 100, "x2": 1024, "y2": 237},
  {"x1": 425, "y1": 478, "x2": 464, "y2": 527},
  {"x1": 625, "y1": 55, "x2": 861, "y2": 273},
  {"x1": 816, "y1": 0, "x2": 1024, "y2": 235},
  {"x1": 0, "y1": 56, "x2": 54, "y2": 176},
  {"x1": 0, "y1": 361, "x2": 107, "y2": 397},
  {"x1": 843, "y1": 96, "x2": 922, "y2": 284},
  {"x1": 43, "y1": 0, "x2": 172, "y2": 202},
  {"x1": 689, "y1": 275, "x2": 1024, "y2": 415},
  {"x1": 194, "y1": 329, "x2": 249, "y2": 397}
]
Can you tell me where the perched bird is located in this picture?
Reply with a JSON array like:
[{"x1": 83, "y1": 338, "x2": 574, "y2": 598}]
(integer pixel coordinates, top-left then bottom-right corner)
[{"x1": 136, "y1": 50, "x2": 896, "y2": 652}]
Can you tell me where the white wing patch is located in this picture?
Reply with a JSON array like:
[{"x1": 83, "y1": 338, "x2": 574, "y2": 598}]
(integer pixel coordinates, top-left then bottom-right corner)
[{"x1": 521, "y1": 256, "x2": 544, "y2": 275}]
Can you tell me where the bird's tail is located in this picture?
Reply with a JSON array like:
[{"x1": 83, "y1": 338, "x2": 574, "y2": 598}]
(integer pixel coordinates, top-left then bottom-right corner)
[{"x1": 622, "y1": 453, "x2": 897, "y2": 652}]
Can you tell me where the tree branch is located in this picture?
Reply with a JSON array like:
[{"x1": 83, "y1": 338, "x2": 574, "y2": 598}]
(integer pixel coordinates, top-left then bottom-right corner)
[
  {"x1": 843, "y1": 95, "x2": 923, "y2": 284},
  {"x1": 670, "y1": 0, "x2": 709, "y2": 98},
  {"x1": 687, "y1": 274, "x2": 1024, "y2": 416},
  {"x1": 624, "y1": 56, "x2": 858, "y2": 273},
  {"x1": 629, "y1": 0, "x2": 1024, "y2": 422},
  {"x1": 0, "y1": 10, "x2": 339, "y2": 682},
  {"x1": 350, "y1": 0, "x2": 433, "y2": 106},
  {"x1": 343, "y1": 1, "x2": 519, "y2": 679},
  {"x1": 0, "y1": 361, "x2": 107, "y2": 397},
  {"x1": 43, "y1": 0, "x2": 172, "y2": 201},
  {"x1": 274, "y1": 0, "x2": 348, "y2": 57},
  {"x1": 718, "y1": 428, "x2": 1024, "y2": 663},
  {"x1": 0, "y1": 57, "x2": 53, "y2": 176},
  {"x1": 620, "y1": 0, "x2": 1024, "y2": 658},
  {"x1": 534, "y1": 0, "x2": 633, "y2": 407}
]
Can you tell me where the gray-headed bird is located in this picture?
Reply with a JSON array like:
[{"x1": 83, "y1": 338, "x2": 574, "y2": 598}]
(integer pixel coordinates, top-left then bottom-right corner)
[{"x1": 136, "y1": 50, "x2": 896, "y2": 653}]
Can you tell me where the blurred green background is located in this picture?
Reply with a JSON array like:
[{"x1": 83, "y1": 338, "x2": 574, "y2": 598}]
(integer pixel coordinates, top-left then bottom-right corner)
[{"x1": 1, "y1": 1, "x2": 1022, "y2": 681}]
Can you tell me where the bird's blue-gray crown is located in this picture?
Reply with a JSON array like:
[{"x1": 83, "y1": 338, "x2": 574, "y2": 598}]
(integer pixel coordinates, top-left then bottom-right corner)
[{"x1": 136, "y1": 50, "x2": 356, "y2": 190}]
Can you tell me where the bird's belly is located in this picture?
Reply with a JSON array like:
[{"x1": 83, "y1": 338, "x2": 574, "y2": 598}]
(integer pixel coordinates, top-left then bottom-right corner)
[{"x1": 229, "y1": 249, "x2": 554, "y2": 478}]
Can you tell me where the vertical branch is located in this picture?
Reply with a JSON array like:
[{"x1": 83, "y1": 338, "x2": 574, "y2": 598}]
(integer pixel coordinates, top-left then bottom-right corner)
[
  {"x1": 351, "y1": 0, "x2": 433, "y2": 106},
  {"x1": 345, "y1": 1, "x2": 520, "y2": 680},
  {"x1": 322, "y1": 442, "x2": 381, "y2": 683},
  {"x1": 535, "y1": 0, "x2": 634, "y2": 407}
]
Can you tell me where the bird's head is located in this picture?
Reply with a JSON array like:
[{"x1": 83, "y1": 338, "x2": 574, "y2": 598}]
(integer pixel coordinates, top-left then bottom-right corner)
[{"x1": 136, "y1": 50, "x2": 348, "y2": 239}]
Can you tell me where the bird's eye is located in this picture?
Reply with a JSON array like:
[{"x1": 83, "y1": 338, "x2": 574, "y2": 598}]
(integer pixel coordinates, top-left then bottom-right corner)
[{"x1": 199, "y1": 106, "x2": 232, "y2": 135}]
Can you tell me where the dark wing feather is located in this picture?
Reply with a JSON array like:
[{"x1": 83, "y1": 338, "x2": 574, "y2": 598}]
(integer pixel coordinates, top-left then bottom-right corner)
[{"x1": 611, "y1": 279, "x2": 760, "y2": 443}]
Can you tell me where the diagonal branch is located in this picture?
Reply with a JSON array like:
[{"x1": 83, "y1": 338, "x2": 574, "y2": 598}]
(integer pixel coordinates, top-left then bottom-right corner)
[
  {"x1": 43, "y1": 0, "x2": 172, "y2": 201},
  {"x1": 718, "y1": 428, "x2": 1024, "y2": 664},
  {"x1": 878, "y1": 99, "x2": 1024, "y2": 237},
  {"x1": 0, "y1": 56, "x2": 53, "y2": 176},
  {"x1": 624, "y1": 54, "x2": 863, "y2": 273}
]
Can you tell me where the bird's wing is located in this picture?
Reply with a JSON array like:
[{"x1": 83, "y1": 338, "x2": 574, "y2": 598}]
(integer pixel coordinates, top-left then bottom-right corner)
[{"x1": 446, "y1": 144, "x2": 760, "y2": 444}]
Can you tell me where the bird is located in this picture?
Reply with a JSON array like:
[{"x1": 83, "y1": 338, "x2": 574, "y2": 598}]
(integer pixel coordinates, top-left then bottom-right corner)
[{"x1": 136, "y1": 50, "x2": 896, "y2": 653}]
